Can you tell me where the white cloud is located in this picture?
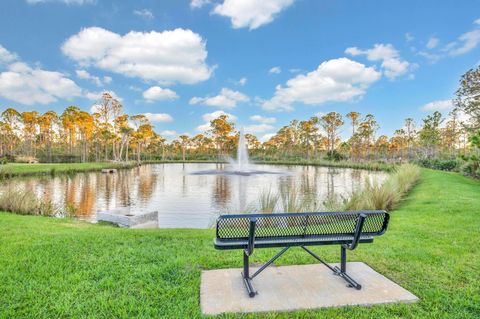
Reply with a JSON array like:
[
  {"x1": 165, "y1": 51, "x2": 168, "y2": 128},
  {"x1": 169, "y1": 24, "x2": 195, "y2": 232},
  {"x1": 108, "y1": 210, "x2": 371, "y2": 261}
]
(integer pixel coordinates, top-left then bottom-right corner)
[
  {"x1": 75, "y1": 69, "x2": 111, "y2": 86},
  {"x1": 262, "y1": 58, "x2": 381, "y2": 111},
  {"x1": 0, "y1": 61, "x2": 81, "y2": 105},
  {"x1": 62, "y1": 27, "x2": 213, "y2": 85},
  {"x1": 160, "y1": 130, "x2": 177, "y2": 136},
  {"x1": 133, "y1": 9, "x2": 154, "y2": 20},
  {"x1": 142, "y1": 86, "x2": 178, "y2": 102},
  {"x1": 417, "y1": 51, "x2": 441, "y2": 63},
  {"x1": 446, "y1": 29, "x2": 480, "y2": 56},
  {"x1": 213, "y1": 0, "x2": 294, "y2": 30},
  {"x1": 426, "y1": 37, "x2": 439, "y2": 49},
  {"x1": 250, "y1": 115, "x2": 276, "y2": 123},
  {"x1": 260, "y1": 133, "x2": 275, "y2": 142},
  {"x1": 202, "y1": 110, "x2": 237, "y2": 122},
  {"x1": 0, "y1": 45, "x2": 17, "y2": 64},
  {"x1": 26, "y1": 0, "x2": 95, "y2": 4},
  {"x1": 421, "y1": 99, "x2": 453, "y2": 111},
  {"x1": 197, "y1": 110, "x2": 237, "y2": 132},
  {"x1": 189, "y1": 88, "x2": 249, "y2": 108},
  {"x1": 144, "y1": 113, "x2": 173, "y2": 122},
  {"x1": 405, "y1": 33, "x2": 414, "y2": 42},
  {"x1": 475, "y1": 18, "x2": 480, "y2": 25},
  {"x1": 244, "y1": 124, "x2": 274, "y2": 133},
  {"x1": 269, "y1": 66, "x2": 281, "y2": 74},
  {"x1": 237, "y1": 77, "x2": 247, "y2": 86},
  {"x1": 86, "y1": 90, "x2": 122, "y2": 102},
  {"x1": 190, "y1": 0, "x2": 210, "y2": 8},
  {"x1": 345, "y1": 43, "x2": 411, "y2": 80}
]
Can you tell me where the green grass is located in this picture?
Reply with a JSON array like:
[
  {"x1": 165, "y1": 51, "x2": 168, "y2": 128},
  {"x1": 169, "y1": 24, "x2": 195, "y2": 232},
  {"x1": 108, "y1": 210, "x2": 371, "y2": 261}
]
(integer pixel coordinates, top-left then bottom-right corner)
[
  {"x1": 0, "y1": 162, "x2": 139, "y2": 178},
  {"x1": 0, "y1": 169, "x2": 479, "y2": 318}
]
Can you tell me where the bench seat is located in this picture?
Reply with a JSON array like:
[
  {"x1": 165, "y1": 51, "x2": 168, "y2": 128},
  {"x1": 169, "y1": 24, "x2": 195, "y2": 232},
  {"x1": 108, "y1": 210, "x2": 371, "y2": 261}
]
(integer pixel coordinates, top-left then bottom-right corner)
[{"x1": 215, "y1": 235, "x2": 374, "y2": 250}]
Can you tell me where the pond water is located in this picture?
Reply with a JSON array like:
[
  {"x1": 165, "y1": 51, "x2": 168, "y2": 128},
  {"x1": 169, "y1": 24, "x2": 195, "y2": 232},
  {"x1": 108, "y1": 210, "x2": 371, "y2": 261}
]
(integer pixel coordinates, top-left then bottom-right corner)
[{"x1": 2, "y1": 163, "x2": 387, "y2": 228}]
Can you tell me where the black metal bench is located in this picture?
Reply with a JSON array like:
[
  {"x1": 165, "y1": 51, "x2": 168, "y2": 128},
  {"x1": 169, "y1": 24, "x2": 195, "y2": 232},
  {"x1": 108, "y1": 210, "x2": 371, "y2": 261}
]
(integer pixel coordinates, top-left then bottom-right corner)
[{"x1": 214, "y1": 210, "x2": 390, "y2": 297}]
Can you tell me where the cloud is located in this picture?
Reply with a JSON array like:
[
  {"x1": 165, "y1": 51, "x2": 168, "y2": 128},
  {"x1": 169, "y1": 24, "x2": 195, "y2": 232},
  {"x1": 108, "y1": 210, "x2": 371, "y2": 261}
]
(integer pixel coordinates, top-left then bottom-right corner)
[
  {"x1": 237, "y1": 77, "x2": 247, "y2": 86},
  {"x1": 75, "y1": 69, "x2": 111, "y2": 86},
  {"x1": 345, "y1": 43, "x2": 411, "y2": 80},
  {"x1": 133, "y1": 9, "x2": 154, "y2": 20},
  {"x1": 269, "y1": 66, "x2": 281, "y2": 74},
  {"x1": 160, "y1": 130, "x2": 177, "y2": 136},
  {"x1": 260, "y1": 133, "x2": 275, "y2": 142},
  {"x1": 445, "y1": 29, "x2": 480, "y2": 56},
  {"x1": 262, "y1": 58, "x2": 381, "y2": 111},
  {"x1": 405, "y1": 33, "x2": 414, "y2": 42},
  {"x1": 197, "y1": 110, "x2": 237, "y2": 132},
  {"x1": 202, "y1": 110, "x2": 237, "y2": 122},
  {"x1": 86, "y1": 90, "x2": 122, "y2": 102},
  {"x1": 144, "y1": 113, "x2": 173, "y2": 122},
  {"x1": 0, "y1": 59, "x2": 82, "y2": 105},
  {"x1": 244, "y1": 124, "x2": 274, "y2": 133},
  {"x1": 417, "y1": 51, "x2": 441, "y2": 64},
  {"x1": 26, "y1": 0, "x2": 95, "y2": 4},
  {"x1": 213, "y1": 0, "x2": 294, "y2": 30},
  {"x1": 250, "y1": 115, "x2": 276, "y2": 123},
  {"x1": 475, "y1": 18, "x2": 480, "y2": 25},
  {"x1": 190, "y1": 0, "x2": 210, "y2": 8},
  {"x1": 62, "y1": 27, "x2": 213, "y2": 85},
  {"x1": 426, "y1": 37, "x2": 439, "y2": 49},
  {"x1": 421, "y1": 99, "x2": 453, "y2": 111},
  {"x1": 0, "y1": 45, "x2": 17, "y2": 64},
  {"x1": 143, "y1": 86, "x2": 178, "y2": 102},
  {"x1": 189, "y1": 88, "x2": 249, "y2": 108}
]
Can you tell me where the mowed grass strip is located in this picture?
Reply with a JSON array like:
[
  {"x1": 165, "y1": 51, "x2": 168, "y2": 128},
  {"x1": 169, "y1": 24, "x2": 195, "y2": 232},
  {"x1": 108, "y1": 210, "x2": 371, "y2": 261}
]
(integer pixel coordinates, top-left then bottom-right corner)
[
  {"x1": 0, "y1": 162, "x2": 138, "y2": 178},
  {"x1": 0, "y1": 169, "x2": 479, "y2": 318}
]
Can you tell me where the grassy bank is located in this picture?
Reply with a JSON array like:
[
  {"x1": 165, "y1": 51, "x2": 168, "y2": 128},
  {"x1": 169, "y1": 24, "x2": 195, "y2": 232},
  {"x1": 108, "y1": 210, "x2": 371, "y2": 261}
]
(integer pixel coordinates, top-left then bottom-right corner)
[
  {"x1": 0, "y1": 169, "x2": 479, "y2": 318},
  {"x1": 0, "y1": 159, "x2": 394, "y2": 180},
  {"x1": 145, "y1": 159, "x2": 395, "y2": 171},
  {"x1": 0, "y1": 162, "x2": 139, "y2": 179}
]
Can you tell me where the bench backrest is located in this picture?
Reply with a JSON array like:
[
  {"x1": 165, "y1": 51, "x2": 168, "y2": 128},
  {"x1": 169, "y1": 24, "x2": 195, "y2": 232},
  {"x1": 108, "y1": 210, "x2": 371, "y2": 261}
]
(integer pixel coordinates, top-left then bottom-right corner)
[{"x1": 216, "y1": 210, "x2": 389, "y2": 241}]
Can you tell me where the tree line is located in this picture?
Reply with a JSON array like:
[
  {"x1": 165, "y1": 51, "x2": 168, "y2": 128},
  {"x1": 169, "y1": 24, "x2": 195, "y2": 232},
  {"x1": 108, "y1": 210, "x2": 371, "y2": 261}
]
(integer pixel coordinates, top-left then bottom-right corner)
[{"x1": 0, "y1": 66, "x2": 479, "y2": 164}]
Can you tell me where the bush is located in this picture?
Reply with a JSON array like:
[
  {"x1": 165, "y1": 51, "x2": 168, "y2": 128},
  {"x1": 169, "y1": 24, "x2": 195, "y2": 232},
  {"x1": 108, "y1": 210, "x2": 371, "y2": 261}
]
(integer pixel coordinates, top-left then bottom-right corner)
[
  {"x1": 416, "y1": 159, "x2": 459, "y2": 171},
  {"x1": 323, "y1": 150, "x2": 347, "y2": 162}
]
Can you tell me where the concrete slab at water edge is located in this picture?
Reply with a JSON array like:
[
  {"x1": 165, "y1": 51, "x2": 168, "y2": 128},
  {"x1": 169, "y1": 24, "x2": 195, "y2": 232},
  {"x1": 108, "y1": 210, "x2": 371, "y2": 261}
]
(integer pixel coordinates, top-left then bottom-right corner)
[
  {"x1": 200, "y1": 262, "x2": 418, "y2": 315},
  {"x1": 96, "y1": 209, "x2": 158, "y2": 228}
]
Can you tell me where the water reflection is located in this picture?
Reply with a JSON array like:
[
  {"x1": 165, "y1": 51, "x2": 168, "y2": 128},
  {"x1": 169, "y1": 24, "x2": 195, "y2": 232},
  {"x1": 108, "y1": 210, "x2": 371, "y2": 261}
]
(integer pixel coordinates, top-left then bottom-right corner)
[{"x1": 0, "y1": 163, "x2": 387, "y2": 228}]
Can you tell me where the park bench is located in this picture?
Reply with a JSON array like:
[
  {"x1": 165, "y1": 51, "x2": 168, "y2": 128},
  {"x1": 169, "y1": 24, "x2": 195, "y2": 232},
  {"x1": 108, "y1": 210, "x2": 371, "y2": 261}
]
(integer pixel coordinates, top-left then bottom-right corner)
[{"x1": 214, "y1": 210, "x2": 390, "y2": 297}]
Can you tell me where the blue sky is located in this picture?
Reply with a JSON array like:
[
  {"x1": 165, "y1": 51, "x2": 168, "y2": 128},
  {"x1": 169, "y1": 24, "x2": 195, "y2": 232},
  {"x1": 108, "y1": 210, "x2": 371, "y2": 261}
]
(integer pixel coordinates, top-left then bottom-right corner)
[{"x1": 0, "y1": 0, "x2": 479, "y2": 140}]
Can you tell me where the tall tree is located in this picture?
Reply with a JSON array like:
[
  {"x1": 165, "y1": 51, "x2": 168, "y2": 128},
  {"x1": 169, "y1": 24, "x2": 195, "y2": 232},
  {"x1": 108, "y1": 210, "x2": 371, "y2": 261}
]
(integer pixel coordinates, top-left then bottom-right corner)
[
  {"x1": 320, "y1": 112, "x2": 344, "y2": 154},
  {"x1": 455, "y1": 65, "x2": 480, "y2": 132}
]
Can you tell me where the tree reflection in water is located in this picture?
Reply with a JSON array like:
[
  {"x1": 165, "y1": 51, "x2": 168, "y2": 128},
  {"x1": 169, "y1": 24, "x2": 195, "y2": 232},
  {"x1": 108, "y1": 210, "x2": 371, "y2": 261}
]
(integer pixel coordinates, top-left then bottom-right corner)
[{"x1": 0, "y1": 163, "x2": 387, "y2": 228}]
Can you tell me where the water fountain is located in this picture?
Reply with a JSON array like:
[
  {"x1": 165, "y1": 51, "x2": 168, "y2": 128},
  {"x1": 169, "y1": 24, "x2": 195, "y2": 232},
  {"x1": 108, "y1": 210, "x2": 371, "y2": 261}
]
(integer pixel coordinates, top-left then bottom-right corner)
[{"x1": 191, "y1": 130, "x2": 283, "y2": 176}]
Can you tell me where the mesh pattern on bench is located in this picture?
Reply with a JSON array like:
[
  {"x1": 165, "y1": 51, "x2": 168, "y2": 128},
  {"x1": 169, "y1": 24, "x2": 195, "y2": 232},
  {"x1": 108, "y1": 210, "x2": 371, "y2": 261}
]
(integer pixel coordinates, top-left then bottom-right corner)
[{"x1": 216, "y1": 211, "x2": 388, "y2": 240}]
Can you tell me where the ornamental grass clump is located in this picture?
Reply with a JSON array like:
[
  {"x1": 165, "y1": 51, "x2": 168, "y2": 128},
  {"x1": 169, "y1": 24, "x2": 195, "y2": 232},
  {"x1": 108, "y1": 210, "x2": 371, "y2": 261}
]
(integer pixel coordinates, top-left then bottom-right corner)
[
  {"x1": 344, "y1": 164, "x2": 421, "y2": 211},
  {"x1": 0, "y1": 187, "x2": 57, "y2": 216}
]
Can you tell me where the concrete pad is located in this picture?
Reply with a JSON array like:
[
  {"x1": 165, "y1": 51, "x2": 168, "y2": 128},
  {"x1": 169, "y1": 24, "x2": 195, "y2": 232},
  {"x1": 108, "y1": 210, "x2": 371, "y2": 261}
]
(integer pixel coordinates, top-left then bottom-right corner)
[{"x1": 201, "y1": 262, "x2": 418, "y2": 315}]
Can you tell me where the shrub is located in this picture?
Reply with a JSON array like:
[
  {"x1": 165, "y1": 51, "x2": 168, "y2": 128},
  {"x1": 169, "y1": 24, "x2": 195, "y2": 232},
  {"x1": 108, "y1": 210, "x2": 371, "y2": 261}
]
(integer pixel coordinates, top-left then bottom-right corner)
[
  {"x1": 323, "y1": 150, "x2": 347, "y2": 162},
  {"x1": 416, "y1": 159, "x2": 459, "y2": 171}
]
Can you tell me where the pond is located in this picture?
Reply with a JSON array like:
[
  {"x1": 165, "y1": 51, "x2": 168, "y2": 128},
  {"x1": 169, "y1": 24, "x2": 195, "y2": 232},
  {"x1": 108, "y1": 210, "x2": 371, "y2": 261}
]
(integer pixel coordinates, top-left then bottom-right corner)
[{"x1": 1, "y1": 163, "x2": 388, "y2": 228}]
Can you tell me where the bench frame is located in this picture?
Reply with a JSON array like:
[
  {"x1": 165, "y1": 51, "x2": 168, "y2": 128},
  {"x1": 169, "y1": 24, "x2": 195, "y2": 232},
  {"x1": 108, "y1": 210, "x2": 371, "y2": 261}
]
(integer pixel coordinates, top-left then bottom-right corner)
[{"x1": 215, "y1": 211, "x2": 389, "y2": 298}]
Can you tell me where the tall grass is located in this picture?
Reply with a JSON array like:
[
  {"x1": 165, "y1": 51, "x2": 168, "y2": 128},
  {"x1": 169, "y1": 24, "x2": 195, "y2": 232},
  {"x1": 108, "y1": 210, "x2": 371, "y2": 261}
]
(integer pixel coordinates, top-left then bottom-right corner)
[
  {"x1": 248, "y1": 164, "x2": 420, "y2": 213},
  {"x1": 0, "y1": 188, "x2": 58, "y2": 216},
  {"x1": 343, "y1": 163, "x2": 421, "y2": 211}
]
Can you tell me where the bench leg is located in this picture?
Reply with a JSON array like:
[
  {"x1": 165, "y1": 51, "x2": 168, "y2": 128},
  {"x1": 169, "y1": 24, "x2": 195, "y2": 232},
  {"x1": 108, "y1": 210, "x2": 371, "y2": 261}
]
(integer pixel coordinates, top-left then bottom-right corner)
[
  {"x1": 242, "y1": 251, "x2": 256, "y2": 298},
  {"x1": 333, "y1": 246, "x2": 362, "y2": 290}
]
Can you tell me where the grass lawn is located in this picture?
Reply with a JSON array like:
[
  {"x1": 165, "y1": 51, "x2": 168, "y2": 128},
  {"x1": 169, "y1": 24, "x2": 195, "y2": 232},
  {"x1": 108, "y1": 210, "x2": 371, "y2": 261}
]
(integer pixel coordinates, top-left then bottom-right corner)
[
  {"x1": 0, "y1": 162, "x2": 138, "y2": 178},
  {"x1": 0, "y1": 169, "x2": 479, "y2": 318}
]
